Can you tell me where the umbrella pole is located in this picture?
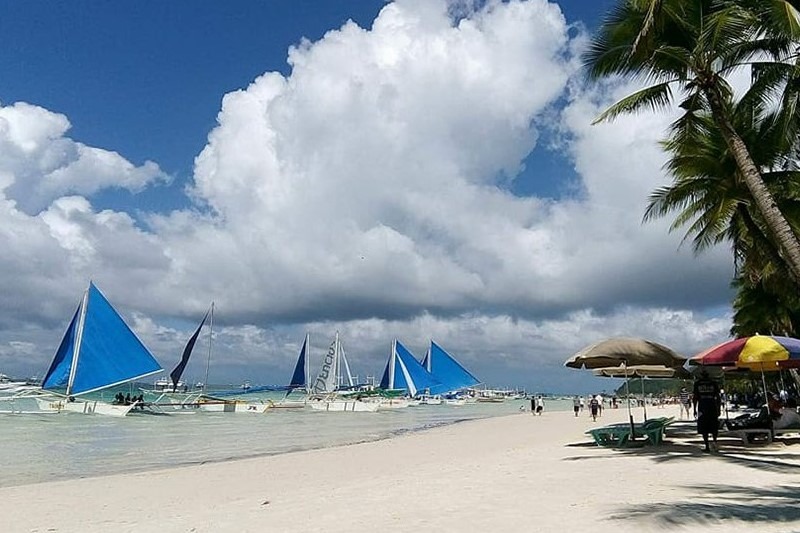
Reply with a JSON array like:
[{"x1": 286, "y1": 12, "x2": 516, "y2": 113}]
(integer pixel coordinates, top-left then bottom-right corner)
[
  {"x1": 760, "y1": 365, "x2": 774, "y2": 441},
  {"x1": 722, "y1": 371, "x2": 729, "y2": 423},
  {"x1": 624, "y1": 363, "x2": 635, "y2": 440},
  {"x1": 641, "y1": 376, "x2": 647, "y2": 422}
]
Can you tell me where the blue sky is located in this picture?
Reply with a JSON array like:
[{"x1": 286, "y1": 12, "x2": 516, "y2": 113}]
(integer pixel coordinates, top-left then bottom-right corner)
[
  {"x1": 1, "y1": 0, "x2": 615, "y2": 211},
  {"x1": 0, "y1": 0, "x2": 733, "y2": 393}
]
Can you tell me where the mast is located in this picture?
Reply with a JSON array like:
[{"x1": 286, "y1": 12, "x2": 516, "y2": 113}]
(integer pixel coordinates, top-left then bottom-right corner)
[
  {"x1": 340, "y1": 340, "x2": 354, "y2": 387},
  {"x1": 305, "y1": 332, "x2": 311, "y2": 394},
  {"x1": 65, "y1": 285, "x2": 90, "y2": 398},
  {"x1": 333, "y1": 331, "x2": 340, "y2": 390},
  {"x1": 389, "y1": 339, "x2": 397, "y2": 389},
  {"x1": 203, "y1": 301, "x2": 214, "y2": 392}
]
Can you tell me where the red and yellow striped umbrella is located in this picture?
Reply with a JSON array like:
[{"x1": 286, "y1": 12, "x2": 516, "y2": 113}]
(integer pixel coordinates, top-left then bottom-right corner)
[{"x1": 692, "y1": 335, "x2": 800, "y2": 371}]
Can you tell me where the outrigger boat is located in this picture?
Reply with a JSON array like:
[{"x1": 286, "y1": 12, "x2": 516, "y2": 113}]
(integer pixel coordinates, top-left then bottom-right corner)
[
  {"x1": 146, "y1": 304, "x2": 270, "y2": 413},
  {"x1": 34, "y1": 282, "x2": 163, "y2": 417},
  {"x1": 308, "y1": 332, "x2": 379, "y2": 412}
]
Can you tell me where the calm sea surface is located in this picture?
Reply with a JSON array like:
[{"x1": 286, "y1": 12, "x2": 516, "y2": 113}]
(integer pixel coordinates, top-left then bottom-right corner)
[{"x1": 0, "y1": 392, "x2": 572, "y2": 488}]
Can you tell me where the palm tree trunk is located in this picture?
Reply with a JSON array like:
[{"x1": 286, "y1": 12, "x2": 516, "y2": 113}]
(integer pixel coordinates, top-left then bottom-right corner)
[{"x1": 705, "y1": 87, "x2": 800, "y2": 284}]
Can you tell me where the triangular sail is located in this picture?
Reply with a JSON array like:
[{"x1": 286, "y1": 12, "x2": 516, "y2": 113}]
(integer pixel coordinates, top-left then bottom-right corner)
[
  {"x1": 427, "y1": 341, "x2": 480, "y2": 395},
  {"x1": 170, "y1": 309, "x2": 209, "y2": 391},
  {"x1": 421, "y1": 347, "x2": 431, "y2": 372},
  {"x1": 312, "y1": 333, "x2": 339, "y2": 394},
  {"x1": 339, "y1": 344, "x2": 354, "y2": 388},
  {"x1": 288, "y1": 333, "x2": 310, "y2": 393},
  {"x1": 379, "y1": 340, "x2": 440, "y2": 396},
  {"x1": 41, "y1": 306, "x2": 80, "y2": 391},
  {"x1": 42, "y1": 283, "x2": 163, "y2": 396}
]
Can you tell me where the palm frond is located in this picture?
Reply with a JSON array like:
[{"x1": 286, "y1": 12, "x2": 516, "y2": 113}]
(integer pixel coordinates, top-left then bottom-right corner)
[{"x1": 593, "y1": 82, "x2": 674, "y2": 124}]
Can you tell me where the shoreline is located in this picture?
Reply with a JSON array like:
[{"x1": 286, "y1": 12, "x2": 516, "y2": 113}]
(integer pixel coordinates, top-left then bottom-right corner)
[
  {"x1": 3, "y1": 405, "x2": 800, "y2": 532},
  {"x1": 0, "y1": 402, "x2": 539, "y2": 489}
]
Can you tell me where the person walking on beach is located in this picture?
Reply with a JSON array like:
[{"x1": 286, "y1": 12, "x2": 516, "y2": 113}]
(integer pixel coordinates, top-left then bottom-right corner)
[
  {"x1": 679, "y1": 387, "x2": 691, "y2": 419},
  {"x1": 589, "y1": 395, "x2": 600, "y2": 421},
  {"x1": 579, "y1": 395, "x2": 585, "y2": 413},
  {"x1": 693, "y1": 370, "x2": 721, "y2": 453},
  {"x1": 530, "y1": 395, "x2": 535, "y2": 415},
  {"x1": 572, "y1": 396, "x2": 580, "y2": 417},
  {"x1": 535, "y1": 395, "x2": 544, "y2": 415}
]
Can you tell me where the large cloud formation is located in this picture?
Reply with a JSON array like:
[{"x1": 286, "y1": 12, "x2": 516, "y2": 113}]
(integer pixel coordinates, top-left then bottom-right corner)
[{"x1": 0, "y1": 0, "x2": 733, "y2": 390}]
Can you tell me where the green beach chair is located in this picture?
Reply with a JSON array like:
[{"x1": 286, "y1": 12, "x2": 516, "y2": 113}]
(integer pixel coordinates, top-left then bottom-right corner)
[
  {"x1": 639, "y1": 417, "x2": 674, "y2": 445},
  {"x1": 586, "y1": 423, "x2": 633, "y2": 447}
]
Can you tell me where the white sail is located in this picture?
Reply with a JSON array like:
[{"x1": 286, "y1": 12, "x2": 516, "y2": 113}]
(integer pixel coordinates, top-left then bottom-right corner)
[{"x1": 312, "y1": 333, "x2": 340, "y2": 394}]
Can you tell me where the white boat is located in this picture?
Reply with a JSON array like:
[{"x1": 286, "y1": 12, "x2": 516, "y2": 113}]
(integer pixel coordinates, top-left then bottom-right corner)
[
  {"x1": 418, "y1": 394, "x2": 443, "y2": 405},
  {"x1": 443, "y1": 397, "x2": 467, "y2": 406},
  {"x1": 377, "y1": 397, "x2": 410, "y2": 409},
  {"x1": 153, "y1": 376, "x2": 186, "y2": 392},
  {"x1": 308, "y1": 332, "x2": 378, "y2": 413},
  {"x1": 308, "y1": 396, "x2": 380, "y2": 412},
  {"x1": 144, "y1": 305, "x2": 212, "y2": 411},
  {"x1": 33, "y1": 282, "x2": 163, "y2": 417},
  {"x1": 0, "y1": 374, "x2": 37, "y2": 394}
]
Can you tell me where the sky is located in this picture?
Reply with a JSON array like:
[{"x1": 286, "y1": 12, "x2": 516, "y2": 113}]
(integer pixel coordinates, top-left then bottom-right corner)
[{"x1": 0, "y1": 0, "x2": 736, "y2": 394}]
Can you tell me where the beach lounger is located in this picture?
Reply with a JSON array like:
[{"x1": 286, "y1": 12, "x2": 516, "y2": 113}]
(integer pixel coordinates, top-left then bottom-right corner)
[
  {"x1": 586, "y1": 424, "x2": 632, "y2": 447},
  {"x1": 639, "y1": 417, "x2": 674, "y2": 445},
  {"x1": 585, "y1": 417, "x2": 674, "y2": 447},
  {"x1": 728, "y1": 426, "x2": 800, "y2": 445}
]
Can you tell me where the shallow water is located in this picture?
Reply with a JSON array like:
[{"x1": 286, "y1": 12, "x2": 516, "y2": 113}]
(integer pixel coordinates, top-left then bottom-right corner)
[{"x1": 0, "y1": 395, "x2": 572, "y2": 487}]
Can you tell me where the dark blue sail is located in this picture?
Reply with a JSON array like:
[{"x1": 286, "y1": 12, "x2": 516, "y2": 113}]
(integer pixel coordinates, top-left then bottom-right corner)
[
  {"x1": 170, "y1": 310, "x2": 209, "y2": 391},
  {"x1": 427, "y1": 341, "x2": 480, "y2": 394},
  {"x1": 288, "y1": 334, "x2": 309, "y2": 391},
  {"x1": 42, "y1": 283, "x2": 163, "y2": 396},
  {"x1": 41, "y1": 306, "x2": 80, "y2": 390}
]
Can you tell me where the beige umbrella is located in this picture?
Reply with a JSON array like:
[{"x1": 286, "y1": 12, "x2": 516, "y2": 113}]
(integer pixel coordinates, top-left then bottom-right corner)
[
  {"x1": 565, "y1": 338, "x2": 686, "y2": 438},
  {"x1": 565, "y1": 338, "x2": 686, "y2": 369}
]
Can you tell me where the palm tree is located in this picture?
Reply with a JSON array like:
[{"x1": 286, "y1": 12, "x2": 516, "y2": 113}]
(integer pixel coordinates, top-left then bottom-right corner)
[
  {"x1": 731, "y1": 276, "x2": 800, "y2": 337},
  {"x1": 585, "y1": 0, "x2": 800, "y2": 283},
  {"x1": 644, "y1": 92, "x2": 800, "y2": 335}
]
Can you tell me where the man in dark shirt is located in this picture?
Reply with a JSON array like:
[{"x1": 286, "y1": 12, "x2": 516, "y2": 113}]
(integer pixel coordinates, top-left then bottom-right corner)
[{"x1": 693, "y1": 370, "x2": 721, "y2": 453}]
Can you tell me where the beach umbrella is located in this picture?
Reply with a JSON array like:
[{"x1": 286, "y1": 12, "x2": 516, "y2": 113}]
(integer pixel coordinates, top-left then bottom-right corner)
[
  {"x1": 691, "y1": 335, "x2": 800, "y2": 370},
  {"x1": 692, "y1": 335, "x2": 800, "y2": 412},
  {"x1": 566, "y1": 338, "x2": 686, "y2": 439},
  {"x1": 565, "y1": 338, "x2": 687, "y2": 369}
]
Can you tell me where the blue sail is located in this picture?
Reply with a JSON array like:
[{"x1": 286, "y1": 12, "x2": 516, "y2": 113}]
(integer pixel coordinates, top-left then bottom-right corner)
[
  {"x1": 42, "y1": 283, "x2": 163, "y2": 396},
  {"x1": 427, "y1": 341, "x2": 480, "y2": 395},
  {"x1": 288, "y1": 334, "x2": 309, "y2": 391},
  {"x1": 379, "y1": 340, "x2": 440, "y2": 396},
  {"x1": 171, "y1": 309, "x2": 209, "y2": 391},
  {"x1": 41, "y1": 307, "x2": 80, "y2": 390}
]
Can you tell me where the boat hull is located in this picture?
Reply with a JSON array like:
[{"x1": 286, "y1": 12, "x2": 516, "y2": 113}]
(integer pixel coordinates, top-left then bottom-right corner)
[
  {"x1": 35, "y1": 397, "x2": 137, "y2": 417},
  {"x1": 308, "y1": 399, "x2": 379, "y2": 412}
]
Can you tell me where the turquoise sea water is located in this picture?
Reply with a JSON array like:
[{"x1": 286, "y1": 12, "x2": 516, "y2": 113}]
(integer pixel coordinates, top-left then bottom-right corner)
[{"x1": 0, "y1": 394, "x2": 572, "y2": 488}]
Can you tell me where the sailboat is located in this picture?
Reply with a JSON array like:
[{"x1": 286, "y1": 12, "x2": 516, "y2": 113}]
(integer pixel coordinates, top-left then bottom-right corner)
[
  {"x1": 308, "y1": 332, "x2": 379, "y2": 412},
  {"x1": 379, "y1": 339, "x2": 441, "y2": 408},
  {"x1": 35, "y1": 282, "x2": 163, "y2": 417},
  {"x1": 421, "y1": 341, "x2": 481, "y2": 404},
  {"x1": 271, "y1": 333, "x2": 311, "y2": 408},
  {"x1": 144, "y1": 306, "x2": 212, "y2": 411}
]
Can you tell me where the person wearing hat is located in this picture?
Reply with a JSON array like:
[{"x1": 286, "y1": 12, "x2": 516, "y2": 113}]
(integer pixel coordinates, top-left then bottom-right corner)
[{"x1": 693, "y1": 369, "x2": 722, "y2": 453}]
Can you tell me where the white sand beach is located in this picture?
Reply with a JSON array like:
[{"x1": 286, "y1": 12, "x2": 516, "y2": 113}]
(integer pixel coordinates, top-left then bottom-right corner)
[{"x1": 3, "y1": 405, "x2": 800, "y2": 533}]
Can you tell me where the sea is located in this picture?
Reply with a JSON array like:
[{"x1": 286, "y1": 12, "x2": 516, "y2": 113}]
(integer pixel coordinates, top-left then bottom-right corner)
[{"x1": 0, "y1": 391, "x2": 573, "y2": 488}]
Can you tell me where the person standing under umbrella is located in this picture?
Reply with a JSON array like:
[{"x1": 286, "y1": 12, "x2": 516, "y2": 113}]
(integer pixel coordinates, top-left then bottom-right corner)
[{"x1": 693, "y1": 370, "x2": 722, "y2": 453}]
